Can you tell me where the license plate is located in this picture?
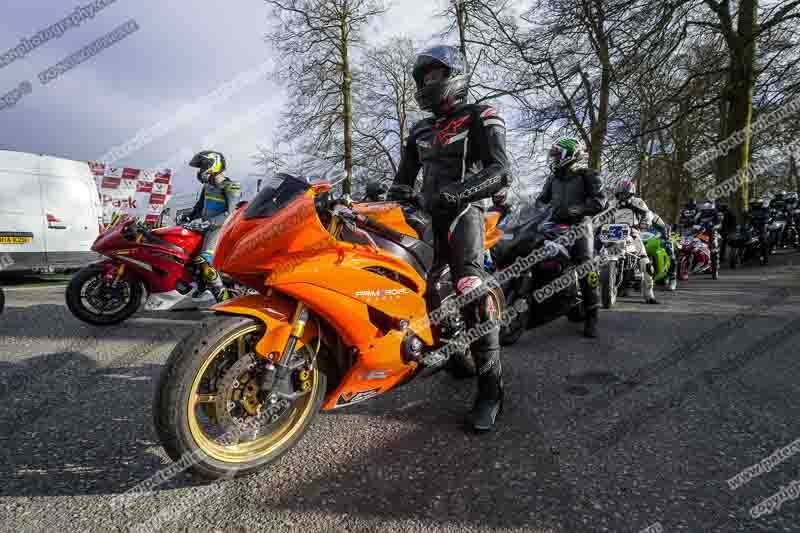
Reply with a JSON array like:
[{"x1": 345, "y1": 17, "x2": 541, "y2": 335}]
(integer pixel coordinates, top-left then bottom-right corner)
[
  {"x1": 600, "y1": 224, "x2": 630, "y2": 242},
  {"x1": 0, "y1": 235, "x2": 32, "y2": 245}
]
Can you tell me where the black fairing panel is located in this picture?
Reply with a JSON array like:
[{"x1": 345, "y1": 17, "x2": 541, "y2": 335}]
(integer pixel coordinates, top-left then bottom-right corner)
[{"x1": 340, "y1": 226, "x2": 433, "y2": 280}]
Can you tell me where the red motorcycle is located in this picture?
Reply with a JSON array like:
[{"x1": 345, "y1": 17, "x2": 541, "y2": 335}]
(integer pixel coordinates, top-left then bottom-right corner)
[
  {"x1": 66, "y1": 214, "x2": 249, "y2": 325},
  {"x1": 677, "y1": 228, "x2": 712, "y2": 281}
]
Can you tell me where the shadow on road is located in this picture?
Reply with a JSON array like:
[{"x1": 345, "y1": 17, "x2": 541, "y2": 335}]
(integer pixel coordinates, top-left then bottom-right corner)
[{"x1": 2, "y1": 250, "x2": 799, "y2": 532}]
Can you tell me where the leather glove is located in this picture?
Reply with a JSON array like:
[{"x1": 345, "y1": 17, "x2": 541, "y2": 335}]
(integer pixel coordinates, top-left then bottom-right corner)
[
  {"x1": 568, "y1": 206, "x2": 584, "y2": 218},
  {"x1": 438, "y1": 183, "x2": 464, "y2": 212},
  {"x1": 386, "y1": 184, "x2": 414, "y2": 202}
]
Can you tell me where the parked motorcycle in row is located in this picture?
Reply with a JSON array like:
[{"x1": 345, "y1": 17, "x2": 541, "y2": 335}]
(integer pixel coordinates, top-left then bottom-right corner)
[
  {"x1": 65, "y1": 214, "x2": 254, "y2": 326},
  {"x1": 767, "y1": 208, "x2": 788, "y2": 253},
  {"x1": 488, "y1": 206, "x2": 585, "y2": 346},
  {"x1": 677, "y1": 225, "x2": 715, "y2": 281},
  {"x1": 153, "y1": 173, "x2": 509, "y2": 479},
  {"x1": 728, "y1": 223, "x2": 769, "y2": 268},
  {"x1": 596, "y1": 222, "x2": 639, "y2": 309}
]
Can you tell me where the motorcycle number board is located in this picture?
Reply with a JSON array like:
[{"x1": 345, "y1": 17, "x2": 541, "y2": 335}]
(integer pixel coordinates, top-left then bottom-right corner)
[{"x1": 600, "y1": 224, "x2": 630, "y2": 242}]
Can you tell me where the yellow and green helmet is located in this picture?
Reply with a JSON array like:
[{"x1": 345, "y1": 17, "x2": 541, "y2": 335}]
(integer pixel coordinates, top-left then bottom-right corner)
[{"x1": 189, "y1": 150, "x2": 226, "y2": 184}]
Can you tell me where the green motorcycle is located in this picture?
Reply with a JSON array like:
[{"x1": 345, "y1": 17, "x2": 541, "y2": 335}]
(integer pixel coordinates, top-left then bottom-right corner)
[{"x1": 642, "y1": 229, "x2": 676, "y2": 290}]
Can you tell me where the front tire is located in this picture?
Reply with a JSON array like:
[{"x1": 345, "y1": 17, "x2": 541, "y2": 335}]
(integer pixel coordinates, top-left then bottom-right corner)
[
  {"x1": 154, "y1": 316, "x2": 326, "y2": 480},
  {"x1": 65, "y1": 266, "x2": 143, "y2": 325},
  {"x1": 600, "y1": 261, "x2": 617, "y2": 309}
]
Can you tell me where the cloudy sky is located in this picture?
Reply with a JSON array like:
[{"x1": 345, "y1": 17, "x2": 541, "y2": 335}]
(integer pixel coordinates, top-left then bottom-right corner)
[{"x1": 0, "y1": 0, "x2": 444, "y2": 206}]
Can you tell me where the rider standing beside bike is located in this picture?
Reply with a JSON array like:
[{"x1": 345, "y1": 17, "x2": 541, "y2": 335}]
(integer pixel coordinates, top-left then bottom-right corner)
[
  {"x1": 186, "y1": 150, "x2": 241, "y2": 303},
  {"x1": 386, "y1": 45, "x2": 512, "y2": 433},
  {"x1": 610, "y1": 180, "x2": 673, "y2": 303},
  {"x1": 534, "y1": 137, "x2": 607, "y2": 337}
]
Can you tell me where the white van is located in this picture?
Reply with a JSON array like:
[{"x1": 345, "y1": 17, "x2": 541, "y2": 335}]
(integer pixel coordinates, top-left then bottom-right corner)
[{"x1": 0, "y1": 150, "x2": 103, "y2": 272}]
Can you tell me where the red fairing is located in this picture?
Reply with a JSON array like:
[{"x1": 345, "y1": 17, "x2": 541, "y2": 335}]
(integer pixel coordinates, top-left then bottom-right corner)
[
  {"x1": 90, "y1": 219, "x2": 203, "y2": 294},
  {"x1": 152, "y1": 226, "x2": 203, "y2": 257}
]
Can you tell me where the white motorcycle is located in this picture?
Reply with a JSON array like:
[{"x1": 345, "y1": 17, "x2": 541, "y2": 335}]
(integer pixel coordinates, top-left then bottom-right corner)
[{"x1": 597, "y1": 223, "x2": 642, "y2": 308}]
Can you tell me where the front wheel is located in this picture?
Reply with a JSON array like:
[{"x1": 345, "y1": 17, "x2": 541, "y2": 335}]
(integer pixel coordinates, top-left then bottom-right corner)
[
  {"x1": 154, "y1": 316, "x2": 326, "y2": 480},
  {"x1": 600, "y1": 261, "x2": 617, "y2": 309},
  {"x1": 65, "y1": 266, "x2": 143, "y2": 325}
]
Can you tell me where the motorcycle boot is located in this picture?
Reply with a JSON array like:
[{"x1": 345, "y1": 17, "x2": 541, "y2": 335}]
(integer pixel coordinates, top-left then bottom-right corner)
[
  {"x1": 640, "y1": 257, "x2": 659, "y2": 304},
  {"x1": 453, "y1": 275, "x2": 504, "y2": 433},
  {"x1": 571, "y1": 234, "x2": 601, "y2": 337},
  {"x1": 461, "y1": 287, "x2": 504, "y2": 432},
  {"x1": 194, "y1": 256, "x2": 229, "y2": 303}
]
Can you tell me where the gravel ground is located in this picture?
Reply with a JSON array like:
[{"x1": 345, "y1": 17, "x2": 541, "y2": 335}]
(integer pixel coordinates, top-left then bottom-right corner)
[{"x1": 1, "y1": 249, "x2": 799, "y2": 533}]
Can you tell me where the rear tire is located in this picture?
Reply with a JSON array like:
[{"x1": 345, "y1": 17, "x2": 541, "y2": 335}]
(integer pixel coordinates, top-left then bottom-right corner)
[{"x1": 65, "y1": 266, "x2": 143, "y2": 326}]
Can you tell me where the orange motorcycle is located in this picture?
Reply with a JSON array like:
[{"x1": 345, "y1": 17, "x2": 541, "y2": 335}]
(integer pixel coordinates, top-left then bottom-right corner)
[{"x1": 154, "y1": 173, "x2": 506, "y2": 479}]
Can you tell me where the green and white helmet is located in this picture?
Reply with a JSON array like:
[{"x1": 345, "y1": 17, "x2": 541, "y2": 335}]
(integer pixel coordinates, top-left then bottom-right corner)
[{"x1": 548, "y1": 136, "x2": 585, "y2": 171}]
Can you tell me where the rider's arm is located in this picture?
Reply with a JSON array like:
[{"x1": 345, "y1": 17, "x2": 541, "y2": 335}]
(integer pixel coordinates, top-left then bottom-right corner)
[
  {"x1": 439, "y1": 106, "x2": 511, "y2": 208},
  {"x1": 580, "y1": 168, "x2": 607, "y2": 216},
  {"x1": 535, "y1": 176, "x2": 552, "y2": 208},
  {"x1": 189, "y1": 186, "x2": 205, "y2": 220},
  {"x1": 387, "y1": 125, "x2": 422, "y2": 199}
]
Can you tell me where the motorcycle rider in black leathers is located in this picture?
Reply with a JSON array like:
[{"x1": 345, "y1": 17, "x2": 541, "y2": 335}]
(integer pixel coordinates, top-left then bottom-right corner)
[
  {"x1": 387, "y1": 45, "x2": 512, "y2": 433},
  {"x1": 746, "y1": 198, "x2": 772, "y2": 259},
  {"x1": 535, "y1": 136, "x2": 608, "y2": 338},
  {"x1": 679, "y1": 199, "x2": 698, "y2": 233},
  {"x1": 716, "y1": 201, "x2": 737, "y2": 262}
]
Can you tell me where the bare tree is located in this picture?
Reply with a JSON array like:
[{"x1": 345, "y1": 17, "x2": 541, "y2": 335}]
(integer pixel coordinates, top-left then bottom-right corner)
[
  {"x1": 264, "y1": 0, "x2": 386, "y2": 195},
  {"x1": 350, "y1": 37, "x2": 421, "y2": 191},
  {"x1": 691, "y1": 0, "x2": 800, "y2": 221}
]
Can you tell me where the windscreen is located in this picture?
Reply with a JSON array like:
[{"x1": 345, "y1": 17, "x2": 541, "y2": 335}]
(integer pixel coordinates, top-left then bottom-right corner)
[{"x1": 243, "y1": 173, "x2": 311, "y2": 220}]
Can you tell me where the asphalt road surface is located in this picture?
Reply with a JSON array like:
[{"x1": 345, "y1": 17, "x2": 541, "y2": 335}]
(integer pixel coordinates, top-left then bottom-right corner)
[{"x1": 2, "y1": 250, "x2": 800, "y2": 533}]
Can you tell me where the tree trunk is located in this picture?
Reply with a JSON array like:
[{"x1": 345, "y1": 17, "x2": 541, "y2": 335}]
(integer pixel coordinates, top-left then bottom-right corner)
[
  {"x1": 589, "y1": 61, "x2": 610, "y2": 169},
  {"x1": 455, "y1": 0, "x2": 468, "y2": 61},
  {"x1": 341, "y1": 21, "x2": 354, "y2": 196},
  {"x1": 725, "y1": 0, "x2": 759, "y2": 224}
]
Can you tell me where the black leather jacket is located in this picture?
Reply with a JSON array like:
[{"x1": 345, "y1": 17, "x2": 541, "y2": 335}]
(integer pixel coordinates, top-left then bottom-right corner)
[
  {"x1": 534, "y1": 167, "x2": 607, "y2": 224},
  {"x1": 388, "y1": 103, "x2": 511, "y2": 215}
]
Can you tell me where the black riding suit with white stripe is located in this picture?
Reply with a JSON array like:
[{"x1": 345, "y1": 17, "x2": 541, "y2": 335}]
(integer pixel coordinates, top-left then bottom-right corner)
[{"x1": 389, "y1": 102, "x2": 511, "y2": 376}]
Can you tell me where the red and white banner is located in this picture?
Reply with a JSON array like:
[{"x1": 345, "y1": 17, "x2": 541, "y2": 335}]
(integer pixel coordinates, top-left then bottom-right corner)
[{"x1": 89, "y1": 162, "x2": 174, "y2": 225}]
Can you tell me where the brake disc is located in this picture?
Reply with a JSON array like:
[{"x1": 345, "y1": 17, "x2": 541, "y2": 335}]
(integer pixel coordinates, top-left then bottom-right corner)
[{"x1": 213, "y1": 354, "x2": 292, "y2": 442}]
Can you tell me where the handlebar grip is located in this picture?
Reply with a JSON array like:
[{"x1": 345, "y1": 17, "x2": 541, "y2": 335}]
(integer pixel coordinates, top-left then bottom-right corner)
[{"x1": 357, "y1": 214, "x2": 406, "y2": 243}]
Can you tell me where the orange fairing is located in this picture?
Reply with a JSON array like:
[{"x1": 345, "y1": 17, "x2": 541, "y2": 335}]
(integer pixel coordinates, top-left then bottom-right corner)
[
  {"x1": 484, "y1": 211, "x2": 503, "y2": 250},
  {"x1": 353, "y1": 202, "x2": 421, "y2": 239},
  {"x1": 212, "y1": 293, "x2": 311, "y2": 357}
]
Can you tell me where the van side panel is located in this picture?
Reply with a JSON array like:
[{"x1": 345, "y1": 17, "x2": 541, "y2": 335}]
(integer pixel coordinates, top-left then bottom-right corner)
[
  {"x1": 0, "y1": 152, "x2": 47, "y2": 270},
  {"x1": 38, "y1": 156, "x2": 101, "y2": 267}
]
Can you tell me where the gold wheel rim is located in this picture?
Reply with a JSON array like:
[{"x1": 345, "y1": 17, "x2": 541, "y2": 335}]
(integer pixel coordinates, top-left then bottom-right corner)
[{"x1": 187, "y1": 324, "x2": 319, "y2": 464}]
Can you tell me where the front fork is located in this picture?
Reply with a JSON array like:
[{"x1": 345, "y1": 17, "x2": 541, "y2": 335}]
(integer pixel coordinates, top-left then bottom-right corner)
[{"x1": 258, "y1": 302, "x2": 315, "y2": 401}]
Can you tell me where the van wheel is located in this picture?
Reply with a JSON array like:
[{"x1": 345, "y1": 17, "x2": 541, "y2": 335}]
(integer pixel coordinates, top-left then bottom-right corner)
[{"x1": 66, "y1": 266, "x2": 143, "y2": 325}]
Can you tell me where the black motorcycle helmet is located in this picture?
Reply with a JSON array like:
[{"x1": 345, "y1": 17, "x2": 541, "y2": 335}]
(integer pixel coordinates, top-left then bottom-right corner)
[
  {"x1": 189, "y1": 150, "x2": 226, "y2": 184},
  {"x1": 412, "y1": 45, "x2": 470, "y2": 116}
]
